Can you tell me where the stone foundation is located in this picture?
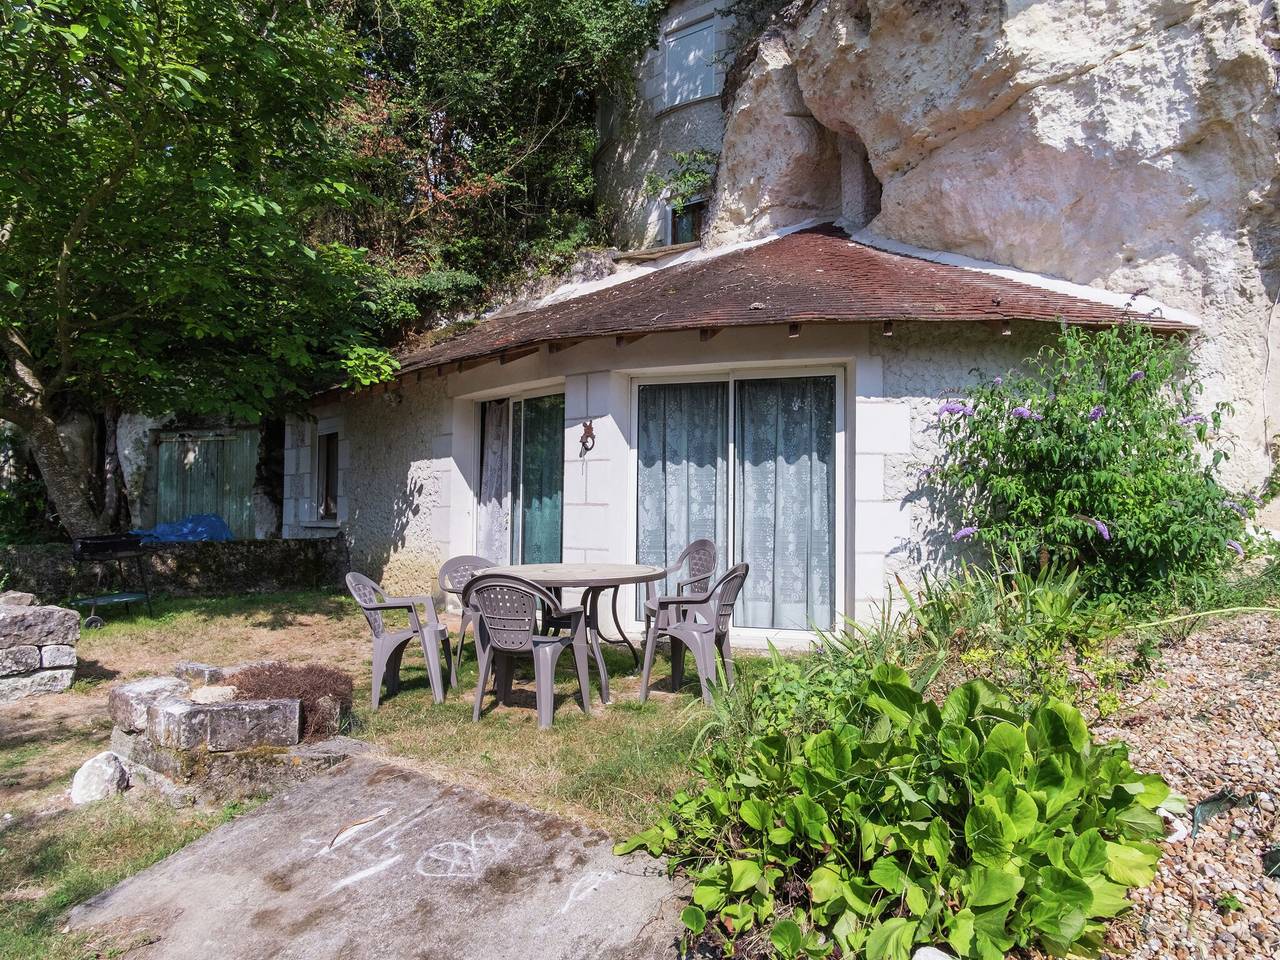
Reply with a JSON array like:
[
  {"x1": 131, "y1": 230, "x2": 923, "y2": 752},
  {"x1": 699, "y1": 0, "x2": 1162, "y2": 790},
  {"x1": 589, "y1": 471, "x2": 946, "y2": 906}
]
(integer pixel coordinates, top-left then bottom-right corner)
[
  {"x1": 106, "y1": 663, "x2": 356, "y2": 803},
  {"x1": 0, "y1": 597, "x2": 78, "y2": 703}
]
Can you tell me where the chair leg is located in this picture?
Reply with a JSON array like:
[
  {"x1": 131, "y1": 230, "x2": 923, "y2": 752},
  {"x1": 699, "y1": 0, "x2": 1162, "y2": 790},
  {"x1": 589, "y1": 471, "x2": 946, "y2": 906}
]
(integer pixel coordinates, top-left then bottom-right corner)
[
  {"x1": 639, "y1": 624, "x2": 659, "y2": 703},
  {"x1": 689, "y1": 639, "x2": 715, "y2": 706},
  {"x1": 532, "y1": 644, "x2": 564, "y2": 730},
  {"x1": 718, "y1": 633, "x2": 735, "y2": 686},
  {"x1": 571, "y1": 637, "x2": 592, "y2": 715},
  {"x1": 670, "y1": 640, "x2": 685, "y2": 693},
  {"x1": 501, "y1": 653, "x2": 519, "y2": 705},
  {"x1": 473, "y1": 646, "x2": 493, "y2": 722},
  {"x1": 452, "y1": 613, "x2": 471, "y2": 688},
  {"x1": 370, "y1": 643, "x2": 387, "y2": 711},
  {"x1": 420, "y1": 629, "x2": 445, "y2": 706}
]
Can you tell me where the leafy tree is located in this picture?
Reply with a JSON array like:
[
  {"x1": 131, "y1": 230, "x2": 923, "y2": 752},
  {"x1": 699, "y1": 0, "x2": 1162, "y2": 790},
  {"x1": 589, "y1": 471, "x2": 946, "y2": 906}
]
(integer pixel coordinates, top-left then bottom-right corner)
[
  {"x1": 319, "y1": 0, "x2": 663, "y2": 324},
  {"x1": 0, "y1": 0, "x2": 394, "y2": 536}
]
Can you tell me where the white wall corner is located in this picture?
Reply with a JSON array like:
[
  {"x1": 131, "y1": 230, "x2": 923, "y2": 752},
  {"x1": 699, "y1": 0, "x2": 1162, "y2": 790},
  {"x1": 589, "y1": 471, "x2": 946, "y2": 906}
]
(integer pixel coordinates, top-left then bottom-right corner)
[{"x1": 854, "y1": 400, "x2": 911, "y2": 455}]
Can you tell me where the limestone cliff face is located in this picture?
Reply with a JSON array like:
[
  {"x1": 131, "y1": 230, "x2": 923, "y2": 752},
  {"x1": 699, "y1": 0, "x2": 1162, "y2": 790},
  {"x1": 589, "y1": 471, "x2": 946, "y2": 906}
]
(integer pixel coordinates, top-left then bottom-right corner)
[{"x1": 709, "y1": 0, "x2": 1280, "y2": 484}]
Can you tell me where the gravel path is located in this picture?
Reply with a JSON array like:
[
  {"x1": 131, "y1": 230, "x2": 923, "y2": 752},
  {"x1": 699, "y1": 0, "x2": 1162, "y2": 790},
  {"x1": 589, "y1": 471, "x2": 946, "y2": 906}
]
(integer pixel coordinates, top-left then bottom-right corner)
[{"x1": 1097, "y1": 614, "x2": 1280, "y2": 960}]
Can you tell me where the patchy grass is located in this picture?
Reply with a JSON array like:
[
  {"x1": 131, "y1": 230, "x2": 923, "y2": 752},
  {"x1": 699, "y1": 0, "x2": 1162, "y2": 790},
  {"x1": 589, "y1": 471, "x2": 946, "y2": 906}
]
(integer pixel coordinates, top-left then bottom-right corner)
[
  {"x1": 0, "y1": 588, "x2": 764, "y2": 951},
  {"x1": 0, "y1": 797, "x2": 255, "y2": 960}
]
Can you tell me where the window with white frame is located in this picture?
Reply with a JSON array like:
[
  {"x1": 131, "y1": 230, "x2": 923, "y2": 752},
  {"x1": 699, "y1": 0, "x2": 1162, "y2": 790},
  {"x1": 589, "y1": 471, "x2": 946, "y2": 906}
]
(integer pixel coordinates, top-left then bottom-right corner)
[
  {"x1": 316, "y1": 431, "x2": 339, "y2": 520},
  {"x1": 663, "y1": 19, "x2": 716, "y2": 108}
]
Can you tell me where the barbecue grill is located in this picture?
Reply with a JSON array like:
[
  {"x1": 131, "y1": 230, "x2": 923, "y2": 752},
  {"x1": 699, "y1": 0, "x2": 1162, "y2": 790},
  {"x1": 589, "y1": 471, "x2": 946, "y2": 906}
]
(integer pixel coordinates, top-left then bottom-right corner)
[{"x1": 71, "y1": 534, "x2": 154, "y2": 627}]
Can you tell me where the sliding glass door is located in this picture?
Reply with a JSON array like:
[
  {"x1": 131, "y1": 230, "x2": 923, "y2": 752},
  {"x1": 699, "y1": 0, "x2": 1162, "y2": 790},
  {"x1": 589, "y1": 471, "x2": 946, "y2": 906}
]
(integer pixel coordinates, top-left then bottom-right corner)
[
  {"x1": 734, "y1": 376, "x2": 836, "y2": 631},
  {"x1": 635, "y1": 374, "x2": 837, "y2": 631},
  {"x1": 477, "y1": 393, "x2": 564, "y2": 565}
]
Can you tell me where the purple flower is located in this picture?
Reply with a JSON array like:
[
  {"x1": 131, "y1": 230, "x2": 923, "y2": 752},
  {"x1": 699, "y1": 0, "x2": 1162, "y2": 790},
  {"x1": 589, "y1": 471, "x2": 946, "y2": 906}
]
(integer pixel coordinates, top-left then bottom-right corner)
[
  {"x1": 1088, "y1": 405, "x2": 1105, "y2": 422},
  {"x1": 1127, "y1": 370, "x2": 1146, "y2": 384},
  {"x1": 937, "y1": 401, "x2": 975, "y2": 417},
  {"x1": 1224, "y1": 500, "x2": 1247, "y2": 518},
  {"x1": 1092, "y1": 518, "x2": 1111, "y2": 541},
  {"x1": 916, "y1": 466, "x2": 935, "y2": 482},
  {"x1": 1227, "y1": 539, "x2": 1244, "y2": 559},
  {"x1": 1179, "y1": 413, "x2": 1207, "y2": 426},
  {"x1": 1247, "y1": 492, "x2": 1264, "y2": 506},
  {"x1": 952, "y1": 526, "x2": 978, "y2": 542},
  {"x1": 1011, "y1": 406, "x2": 1044, "y2": 421},
  {"x1": 992, "y1": 376, "x2": 1003, "y2": 386}
]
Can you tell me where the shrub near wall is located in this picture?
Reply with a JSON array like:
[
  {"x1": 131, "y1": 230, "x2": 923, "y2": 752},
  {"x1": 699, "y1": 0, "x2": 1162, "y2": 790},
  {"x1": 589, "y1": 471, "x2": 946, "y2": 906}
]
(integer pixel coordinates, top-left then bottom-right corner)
[
  {"x1": 0, "y1": 537, "x2": 349, "y2": 602},
  {"x1": 929, "y1": 323, "x2": 1254, "y2": 598}
]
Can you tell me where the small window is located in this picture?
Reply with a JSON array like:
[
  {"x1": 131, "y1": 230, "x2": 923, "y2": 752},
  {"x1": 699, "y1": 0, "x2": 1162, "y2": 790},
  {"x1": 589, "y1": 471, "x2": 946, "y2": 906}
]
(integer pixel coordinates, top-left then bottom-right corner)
[
  {"x1": 317, "y1": 432, "x2": 339, "y2": 520},
  {"x1": 670, "y1": 199, "x2": 707, "y2": 245},
  {"x1": 664, "y1": 20, "x2": 715, "y2": 108}
]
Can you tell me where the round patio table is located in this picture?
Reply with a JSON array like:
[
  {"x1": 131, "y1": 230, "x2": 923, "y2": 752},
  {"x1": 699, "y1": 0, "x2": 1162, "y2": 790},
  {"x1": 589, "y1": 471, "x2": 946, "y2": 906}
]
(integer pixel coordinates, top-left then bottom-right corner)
[{"x1": 480, "y1": 562, "x2": 665, "y2": 704}]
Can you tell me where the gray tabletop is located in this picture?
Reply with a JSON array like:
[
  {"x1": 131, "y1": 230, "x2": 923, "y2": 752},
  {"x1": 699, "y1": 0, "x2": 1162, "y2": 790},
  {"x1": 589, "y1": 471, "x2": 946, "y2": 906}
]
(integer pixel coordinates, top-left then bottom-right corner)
[{"x1": 481, "y1": 562, "x2": 665, "y2": 589}]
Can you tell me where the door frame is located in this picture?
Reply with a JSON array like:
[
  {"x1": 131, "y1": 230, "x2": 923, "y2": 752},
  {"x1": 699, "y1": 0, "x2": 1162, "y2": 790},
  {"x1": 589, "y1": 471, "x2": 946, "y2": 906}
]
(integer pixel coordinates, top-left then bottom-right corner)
[{"x1": 626, "y1": 362, "x2": 847, "y2": 647}]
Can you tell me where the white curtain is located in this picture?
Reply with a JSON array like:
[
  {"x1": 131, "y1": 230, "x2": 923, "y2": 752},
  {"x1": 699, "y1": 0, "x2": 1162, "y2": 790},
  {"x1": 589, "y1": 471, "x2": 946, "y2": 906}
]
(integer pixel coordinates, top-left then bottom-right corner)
[
  {"x1": 636, "y1": 382, "x2": 729, "y2": 600},
  {"x1": 734, "y1": 377, "x2": 836, "y2": 630},
  {"x1": 476, "y1": 399, "x2": 511, "y2": 564}
]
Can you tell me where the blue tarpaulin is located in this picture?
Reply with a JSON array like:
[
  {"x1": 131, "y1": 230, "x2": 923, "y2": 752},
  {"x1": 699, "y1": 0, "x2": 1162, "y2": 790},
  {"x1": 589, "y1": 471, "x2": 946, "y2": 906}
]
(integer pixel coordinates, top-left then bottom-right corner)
[{"x1": 132, "y1": 514, "x2": 235, "y2": 543}]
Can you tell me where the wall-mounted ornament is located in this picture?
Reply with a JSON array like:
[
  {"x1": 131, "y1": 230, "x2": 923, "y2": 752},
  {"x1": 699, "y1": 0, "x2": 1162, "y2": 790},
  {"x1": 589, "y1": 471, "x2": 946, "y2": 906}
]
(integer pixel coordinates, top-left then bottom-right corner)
[{"x1": 579, "y1": 419, "x2": 595, "y2": 456}]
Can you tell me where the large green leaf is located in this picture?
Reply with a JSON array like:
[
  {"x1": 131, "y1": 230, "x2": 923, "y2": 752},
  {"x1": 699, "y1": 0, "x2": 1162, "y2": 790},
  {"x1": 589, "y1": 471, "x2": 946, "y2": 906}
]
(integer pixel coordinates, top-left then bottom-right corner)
[
  {"x1": 865, "y1": 917, "x2": 919, "y2": 960},
  {"x1": 965, "y1": 865, "x2": 1025, "y2": 907},
  {"x1": 1103, "y1": 841, "x2": 1160, "y2": 886}
]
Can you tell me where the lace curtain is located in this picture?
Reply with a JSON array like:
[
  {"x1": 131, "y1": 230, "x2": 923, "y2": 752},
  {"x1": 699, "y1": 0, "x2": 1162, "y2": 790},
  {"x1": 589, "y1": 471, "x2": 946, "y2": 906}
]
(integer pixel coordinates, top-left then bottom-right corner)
[
  {"x1": 734, "y1": 376, "x2": 836, "y2": 630},
  {"x1": 476, "y1": 399, "x2": 511, "y2": 564},
  {"x1": 635, "y1": 382, "x2": 729, "y2": 600}
]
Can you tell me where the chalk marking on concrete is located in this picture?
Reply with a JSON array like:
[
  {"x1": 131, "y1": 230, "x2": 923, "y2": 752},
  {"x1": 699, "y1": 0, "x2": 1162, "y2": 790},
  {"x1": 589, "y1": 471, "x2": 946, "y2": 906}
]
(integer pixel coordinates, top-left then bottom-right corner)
[
  {"x1": 414, "y1": 822, "x2": 523, "y2": 879},
  {"x1": 331, "y1": 854, "x2": 404, "y2": 893},
  {"x1": 558, "y1": 870, "x2": 616, "y2": 914},
  {"x1": 323, "y1": 809, "x2": 391, "y2": 852}
]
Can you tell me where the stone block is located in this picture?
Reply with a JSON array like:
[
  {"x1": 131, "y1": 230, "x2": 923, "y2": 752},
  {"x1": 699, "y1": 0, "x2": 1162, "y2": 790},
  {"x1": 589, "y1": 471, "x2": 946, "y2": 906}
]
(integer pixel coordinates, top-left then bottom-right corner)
[
  {"x1": 0, "y1": 668, "x2": 74, "y2": 703},
  {"x1": 148, "y1": 699, "x2": 209, "y2": 750},
  {"x1": 204, "y1": 699, "x2": 301, "y2": 752},
  {"x1": 0, "y1": 604, "x2": 79, "y2": 649},
  {"x1": 190, "y1": 684, "x2": 235, "y2": 704},
  {"x1": 109, "y1": 676, "x2": 190, "y2": 733},
  {"x1": 71, "y1": 751, "x2": 129, "y2": 804},
  {"x1": 40, "y1": 644, "x2": 77, "y2": 668},
  {"x1": 0, "y1": 591, "x2": 37, "y2": 606},
  {"x1": 0, "y1": 645, "x2": 40, "y2": 676},
  {"x1": 174, "y1": 660, "x2": 269, "y2": 685}
]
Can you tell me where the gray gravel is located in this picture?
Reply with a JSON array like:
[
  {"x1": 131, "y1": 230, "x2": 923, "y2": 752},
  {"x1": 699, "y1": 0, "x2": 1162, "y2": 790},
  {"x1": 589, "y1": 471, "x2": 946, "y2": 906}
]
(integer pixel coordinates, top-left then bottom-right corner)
[{"x1": 1095, "y1": 614, "x2": 1280, "y2": 959}]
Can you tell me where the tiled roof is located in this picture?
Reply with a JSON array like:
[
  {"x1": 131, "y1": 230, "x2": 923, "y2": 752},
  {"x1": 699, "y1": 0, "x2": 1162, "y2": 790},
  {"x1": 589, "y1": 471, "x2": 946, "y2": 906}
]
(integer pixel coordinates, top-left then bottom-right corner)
[{"x1": 400, "y1": 225, "x2": 1194, "y2": 373}]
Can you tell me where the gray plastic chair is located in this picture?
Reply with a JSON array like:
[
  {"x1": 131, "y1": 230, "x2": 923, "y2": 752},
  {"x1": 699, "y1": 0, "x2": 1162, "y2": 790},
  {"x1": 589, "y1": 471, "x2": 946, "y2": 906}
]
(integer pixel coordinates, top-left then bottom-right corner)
[
  {"x1": 640, "y1": 562, "x2": 749, "y2": 706},
  {"x1": 346, "y1": 572, "x2": 450, "y2": 709},
  {"x1": 463, "y1": 573, "x2": 592, "y2": 730},
  {"x1": 643, "y1": 538, "x2": 718, "y2": 637},
  {"x1": 438, "y1": 555, "x2": 495, "y2": 687}
]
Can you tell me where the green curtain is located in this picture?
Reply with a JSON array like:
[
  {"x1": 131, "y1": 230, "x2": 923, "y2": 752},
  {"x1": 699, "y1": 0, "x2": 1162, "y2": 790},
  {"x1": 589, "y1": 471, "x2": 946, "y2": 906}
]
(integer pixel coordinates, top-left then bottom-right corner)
[{"x1": 511, "y1": 394, "x2": 564, "y2": 563}]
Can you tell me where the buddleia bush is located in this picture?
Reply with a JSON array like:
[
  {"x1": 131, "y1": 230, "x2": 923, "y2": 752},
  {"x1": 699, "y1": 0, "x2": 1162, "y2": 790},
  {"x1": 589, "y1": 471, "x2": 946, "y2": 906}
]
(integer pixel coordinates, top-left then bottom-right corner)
[
  {"x1": 928, "y1": 323, "x2": 1256, "y2": 599},
  {"x1": 619, "y1": 664, "x2": 1178, "y2": 960}
]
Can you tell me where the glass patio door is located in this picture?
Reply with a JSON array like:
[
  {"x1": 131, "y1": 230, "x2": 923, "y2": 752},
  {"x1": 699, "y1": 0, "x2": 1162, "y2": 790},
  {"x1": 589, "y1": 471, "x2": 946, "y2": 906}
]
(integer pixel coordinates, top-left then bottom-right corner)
[
  {"x1": 477, "y1": 394, "x2": 564, "y2": 565},
  {"x1": 635, "y1": 374, "x2": 836, "y2": 632}
]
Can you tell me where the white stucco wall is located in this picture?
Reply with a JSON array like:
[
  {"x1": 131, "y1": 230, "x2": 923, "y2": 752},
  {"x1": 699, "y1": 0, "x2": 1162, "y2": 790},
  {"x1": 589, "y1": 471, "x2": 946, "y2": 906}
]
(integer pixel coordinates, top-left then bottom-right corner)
[
  {"x1": 286, "y1": 321, "x2": 1060, "y2": 647},
  {"x1": 596, "y1": 0, "x2": 734, "y2": 249}
]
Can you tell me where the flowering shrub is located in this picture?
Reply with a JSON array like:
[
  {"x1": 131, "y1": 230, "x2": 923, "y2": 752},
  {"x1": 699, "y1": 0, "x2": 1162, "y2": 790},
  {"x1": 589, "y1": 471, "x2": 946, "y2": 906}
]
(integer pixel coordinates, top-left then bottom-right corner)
[
  {"x1": 928, "y1": 323, "x2": 1253, "y2": 597},
  {"x1": 620, "y1": 664, "x2": 1177, "y2": 959}
]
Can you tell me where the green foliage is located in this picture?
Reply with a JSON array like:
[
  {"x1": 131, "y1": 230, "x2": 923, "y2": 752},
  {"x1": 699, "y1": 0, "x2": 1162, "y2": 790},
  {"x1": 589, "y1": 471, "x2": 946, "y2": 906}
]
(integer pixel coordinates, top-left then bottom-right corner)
[
  {"x1": 643, "y1": 148, "x2": 718, "y2": 215},
  {"x1": 929, "y1": 324, "x2": 1254, "y2": 598},
  {"x1": 326, "y1": 0, "x2": 663, "y2": 299},
  {"x1": 620, "y1": 665, "x2": 1177, "y2": 959},
  {"x1": 1, "y1": 0, "x2": 395, "y2": 424}
]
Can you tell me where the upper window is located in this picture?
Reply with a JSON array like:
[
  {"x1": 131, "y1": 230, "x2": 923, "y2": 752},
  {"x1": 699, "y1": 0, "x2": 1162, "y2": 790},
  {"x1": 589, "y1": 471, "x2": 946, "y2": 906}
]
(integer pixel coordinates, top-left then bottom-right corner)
[
  {"x1": 663, "y1": 20, "x2": 715, "y2": 108},
  {"x1": 670, "y1": 199, "x2": 708, "y2": 245},
  {"x1": 317, "y1": 431, "x2": 339, "y2": 520}
]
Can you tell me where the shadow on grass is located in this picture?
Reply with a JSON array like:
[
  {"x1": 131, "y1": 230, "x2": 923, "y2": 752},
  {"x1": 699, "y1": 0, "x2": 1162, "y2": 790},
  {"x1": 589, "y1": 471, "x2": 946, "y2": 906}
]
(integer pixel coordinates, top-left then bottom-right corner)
[{"x1": 85, "y1": 589, "x2": 353, "y2": 635}]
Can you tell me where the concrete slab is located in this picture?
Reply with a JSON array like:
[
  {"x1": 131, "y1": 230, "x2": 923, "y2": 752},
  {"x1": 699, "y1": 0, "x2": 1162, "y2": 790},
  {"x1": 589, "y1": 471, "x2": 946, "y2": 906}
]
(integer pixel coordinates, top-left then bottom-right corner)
[{"x1": 68, "y1": 757, "x2": 682, "y2": 959}]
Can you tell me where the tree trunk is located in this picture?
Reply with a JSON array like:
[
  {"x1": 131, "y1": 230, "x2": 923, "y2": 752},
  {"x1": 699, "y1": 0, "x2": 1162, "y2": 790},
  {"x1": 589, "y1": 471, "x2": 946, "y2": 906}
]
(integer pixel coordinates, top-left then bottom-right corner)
[{"x1": 22, "y1": 412, "x2": 109, "y2": 538}]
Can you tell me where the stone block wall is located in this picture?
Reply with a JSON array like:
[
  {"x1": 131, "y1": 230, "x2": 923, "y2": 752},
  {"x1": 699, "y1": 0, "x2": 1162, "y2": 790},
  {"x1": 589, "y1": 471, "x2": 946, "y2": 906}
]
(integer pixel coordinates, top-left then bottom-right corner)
[
  {"x1": 0, "y1": 600, "x2": 77, "y2": 702},
  {"x1": 0, "y1": 537, "x2": 349, "y2": 603}
]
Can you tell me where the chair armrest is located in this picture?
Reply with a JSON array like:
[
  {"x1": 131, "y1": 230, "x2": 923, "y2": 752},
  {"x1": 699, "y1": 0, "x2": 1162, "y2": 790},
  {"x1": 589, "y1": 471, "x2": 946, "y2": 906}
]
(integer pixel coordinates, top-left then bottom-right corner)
[
  {"x1": 675, "y1": 575, "x2": 709, "y2": 594},
  {"x1": 653, "y1": 590, "x2": 711, "y2": 609}
]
